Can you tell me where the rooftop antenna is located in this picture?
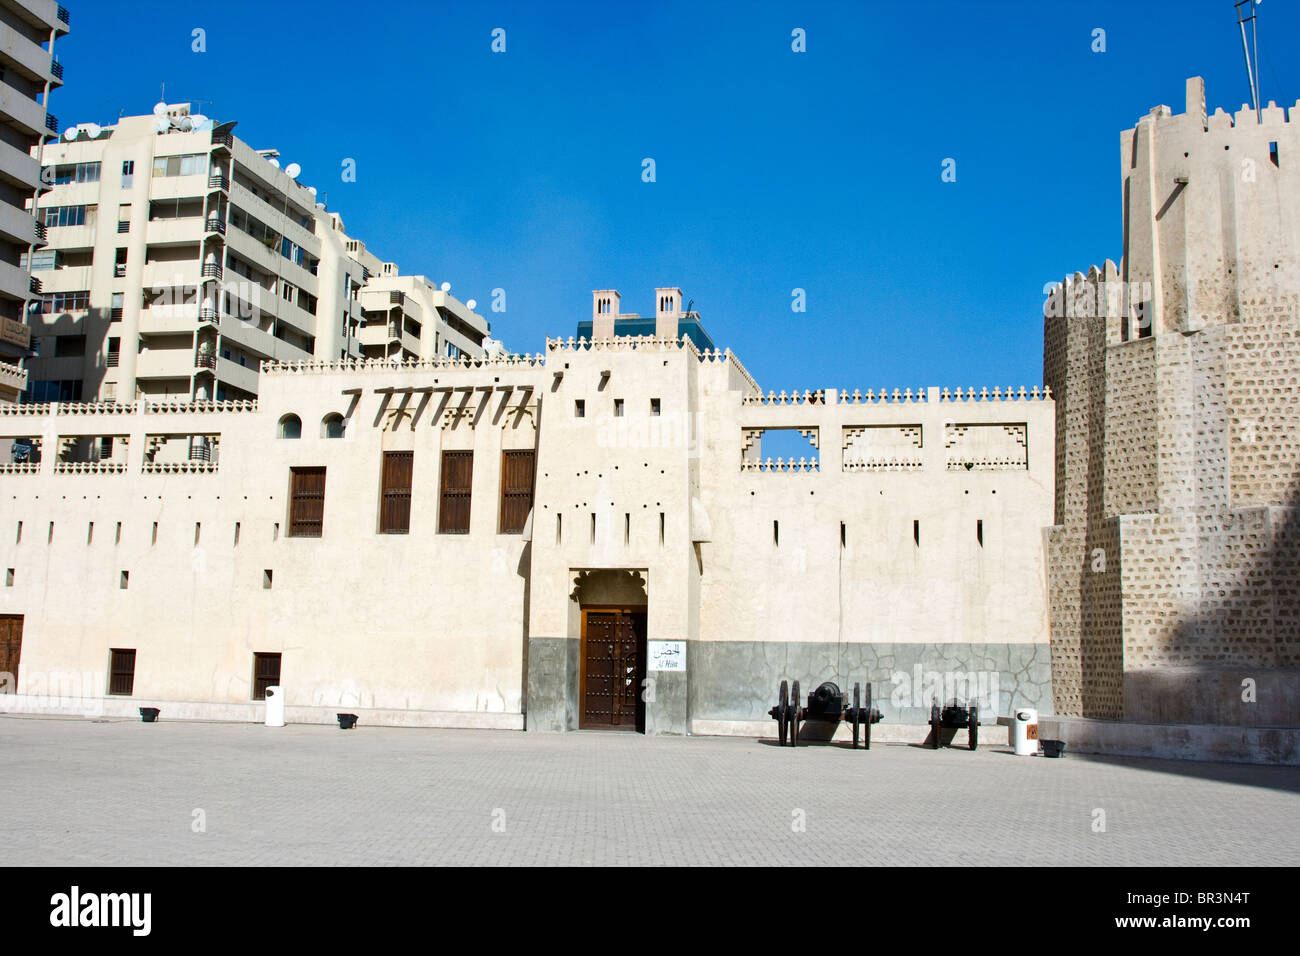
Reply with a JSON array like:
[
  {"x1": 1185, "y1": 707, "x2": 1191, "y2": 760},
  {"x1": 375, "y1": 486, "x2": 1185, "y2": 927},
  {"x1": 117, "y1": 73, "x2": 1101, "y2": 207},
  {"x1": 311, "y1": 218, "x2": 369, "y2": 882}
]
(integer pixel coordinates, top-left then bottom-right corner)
[{"x1": 1234, "y1": 0, "x2": 1262, "y2": 121}]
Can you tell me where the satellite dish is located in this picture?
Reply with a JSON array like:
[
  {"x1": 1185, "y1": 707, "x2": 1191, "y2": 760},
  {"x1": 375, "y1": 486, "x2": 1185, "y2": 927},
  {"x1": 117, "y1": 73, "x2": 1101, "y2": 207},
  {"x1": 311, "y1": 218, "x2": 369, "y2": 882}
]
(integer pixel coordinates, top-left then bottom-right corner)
[
  {"x1": 153, "y1": 102, "x2": 168, "y2": 116},
  {"x1": 267, "y1": 157, "x2": 280, "y2": 168},
  {"x1": 190, "y1": 113, "x2": 207, "y2": 127},
  {"x1": 153, "y1": 117, "x2": 170, "y2": 134},
  {"x1": 62, "y1": 127, "x2": 77, "y2": 141},
  {"x1": 440, "y1": 282, "x2": 451, "y2": 292},
  {"x1": 315, "y1": 202, "x2": 326, "y2": 210},
  {"x1": 84, "y1": 123, "x2": 101, "y2": 138},
  {"x1": 284, "y1": 162, "x2": 300, "y2": 179},
  {"x1": 174, "y1": 115, "x2": 192, "y2": 131},
  {"x1": 307, "y1": 186, "x2": 317, "y2": 196},
  {"x1": 466, "y1": 299, "x2": 477, "y2": 310}
]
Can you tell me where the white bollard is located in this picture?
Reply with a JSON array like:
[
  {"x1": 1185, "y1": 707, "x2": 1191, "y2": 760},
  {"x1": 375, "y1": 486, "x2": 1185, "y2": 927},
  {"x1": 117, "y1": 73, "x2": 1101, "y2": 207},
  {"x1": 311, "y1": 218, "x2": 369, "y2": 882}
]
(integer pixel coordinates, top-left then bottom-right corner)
[
  {"x1": 264, "y1": 685, "x2": 285, "y2": 727},
  {"x1": 1012, "y1": 707, "x2": 1039, "y2": 756}
]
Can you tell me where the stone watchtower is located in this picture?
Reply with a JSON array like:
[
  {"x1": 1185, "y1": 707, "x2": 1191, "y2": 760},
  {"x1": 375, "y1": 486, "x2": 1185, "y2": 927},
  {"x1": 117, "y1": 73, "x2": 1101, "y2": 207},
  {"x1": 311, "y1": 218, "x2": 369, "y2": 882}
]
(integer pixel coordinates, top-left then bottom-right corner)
[{"x1": 1044, "y1": 78, "x2": 1300, "y2": 742}]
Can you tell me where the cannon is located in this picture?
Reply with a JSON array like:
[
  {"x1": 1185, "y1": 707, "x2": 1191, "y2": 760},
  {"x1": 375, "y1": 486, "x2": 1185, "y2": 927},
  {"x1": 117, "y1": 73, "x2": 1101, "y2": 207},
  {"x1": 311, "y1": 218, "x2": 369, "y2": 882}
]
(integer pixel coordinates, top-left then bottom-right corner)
[
  {"x1": 929, "y1": 696, "x2": 979, "y2": 750},
  {"x1": 769, "y1": 679, "x2": 883, "y2": 748}
]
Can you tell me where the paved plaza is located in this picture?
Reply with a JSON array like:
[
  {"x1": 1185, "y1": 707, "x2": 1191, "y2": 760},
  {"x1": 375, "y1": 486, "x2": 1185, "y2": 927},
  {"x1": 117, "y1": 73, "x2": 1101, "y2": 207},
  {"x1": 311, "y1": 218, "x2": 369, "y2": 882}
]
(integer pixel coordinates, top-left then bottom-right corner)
[{"x1": 1, "y1": 715, "x2": 1296, "y2": 866}]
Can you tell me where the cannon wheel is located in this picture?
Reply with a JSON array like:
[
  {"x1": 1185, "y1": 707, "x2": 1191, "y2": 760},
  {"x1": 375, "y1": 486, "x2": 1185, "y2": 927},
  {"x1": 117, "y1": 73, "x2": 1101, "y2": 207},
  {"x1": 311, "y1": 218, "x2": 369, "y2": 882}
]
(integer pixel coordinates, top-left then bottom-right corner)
[
  {"x1": 851, "y1": 683, "x2": 861, "y2": 748},
  {"x1": 863, "y1": 683, "x2": 872, "y2": 750},
  {"x1": 790, "y1": 681, "x2": 801, "y2": 747},
  {"x1": 930, "y1": 699, "x2": 941, "y2": 749},
  {"x1": 777, "y1": 680, "x2": 789, "y2": 746},
  {"x1": 968, "y1": 703, "x2": 979, "y2": 751}
]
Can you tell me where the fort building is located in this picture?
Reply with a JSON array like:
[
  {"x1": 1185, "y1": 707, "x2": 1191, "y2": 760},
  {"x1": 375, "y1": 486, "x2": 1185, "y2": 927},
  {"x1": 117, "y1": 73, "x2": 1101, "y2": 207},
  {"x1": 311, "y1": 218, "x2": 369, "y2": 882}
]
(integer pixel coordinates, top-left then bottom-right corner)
[{"x1": 0, "y1": 291, "x2": 1055, "y2": 734}]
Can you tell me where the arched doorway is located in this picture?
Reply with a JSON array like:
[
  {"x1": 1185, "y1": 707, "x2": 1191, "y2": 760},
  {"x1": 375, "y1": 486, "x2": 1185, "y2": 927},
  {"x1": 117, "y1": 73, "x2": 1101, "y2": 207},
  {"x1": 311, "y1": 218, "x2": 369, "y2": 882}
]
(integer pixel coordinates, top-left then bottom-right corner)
[{"x1": 571, "y1": 571, "x2": 647, "y2": 732}]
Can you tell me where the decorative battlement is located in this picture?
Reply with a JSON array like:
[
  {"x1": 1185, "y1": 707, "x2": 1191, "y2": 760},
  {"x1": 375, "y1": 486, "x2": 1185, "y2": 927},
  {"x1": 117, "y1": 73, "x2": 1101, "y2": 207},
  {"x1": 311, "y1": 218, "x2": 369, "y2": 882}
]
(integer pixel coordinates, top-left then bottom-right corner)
[
  {"x1": 141, "y1": 461, "x2": 219, "y2": 474},
  {"x1": 740, "y1": 457, "x2": 820, "y2": 473},
  {"x1": 546, "y1": 335, "x2": 700, "y2": 356},
  {"x1": 263, "y1": 356, "x2": 544, "y2": 376},
  {"x1": 0, "y1": 400, "x2": 259, "y2": 418},
  {"x1": 53, "y1": 461, "x2": 128, "y2": 474}
]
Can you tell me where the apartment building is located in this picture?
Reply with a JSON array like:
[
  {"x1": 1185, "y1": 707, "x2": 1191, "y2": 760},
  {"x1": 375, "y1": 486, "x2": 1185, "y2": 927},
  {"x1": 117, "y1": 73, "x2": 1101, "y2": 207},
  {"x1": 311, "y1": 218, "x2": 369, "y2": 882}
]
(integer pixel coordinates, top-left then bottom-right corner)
[
  {"x1": 0, "y1": 0, "x2": 69, "y2": 392},
  {"x1": 22, "y1": 103, "x2": 489, "y2": 403}
]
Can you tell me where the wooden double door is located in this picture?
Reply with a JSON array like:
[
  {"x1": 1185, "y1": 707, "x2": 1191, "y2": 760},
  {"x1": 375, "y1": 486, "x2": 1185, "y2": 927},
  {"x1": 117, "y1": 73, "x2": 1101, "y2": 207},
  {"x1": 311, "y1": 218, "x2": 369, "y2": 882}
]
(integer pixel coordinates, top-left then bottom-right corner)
[
  {"x1": 579, "y1": 608, "x2": 646, "y2": 732},
  {"x1": 0, "y1": 616, "x2": 22, "y2": 689}
]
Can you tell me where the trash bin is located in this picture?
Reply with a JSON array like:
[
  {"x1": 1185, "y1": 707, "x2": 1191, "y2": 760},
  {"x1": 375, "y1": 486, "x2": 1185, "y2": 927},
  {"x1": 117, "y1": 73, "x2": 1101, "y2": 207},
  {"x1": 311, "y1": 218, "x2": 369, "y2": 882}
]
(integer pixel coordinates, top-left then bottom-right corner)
[
  {"x1": 264, "y1": 685, "x2": 285, "y2": 727},
  {"x1": 1012, "y1": 707, "x2": 1038, "y2": 756}
]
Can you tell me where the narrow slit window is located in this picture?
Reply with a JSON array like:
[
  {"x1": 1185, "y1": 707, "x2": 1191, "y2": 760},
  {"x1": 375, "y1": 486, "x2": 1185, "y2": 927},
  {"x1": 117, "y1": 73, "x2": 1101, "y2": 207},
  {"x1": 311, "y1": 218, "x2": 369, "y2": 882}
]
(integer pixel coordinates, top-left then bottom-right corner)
[
  {"x1": 151, "y1": 521, "x2": 158, "y2": 545},
  {"x1": 194, "y1": 522, "x2": 201, "y2": 546},
  {"x1": 556, "y1": 513, "x2": 562, "y2": 544},
  {"x1": 613, "y1": 398, "x2": 624, "y2": 417},
  {"x1": 624, "y1": 513, "x2": 630, "y2": 546},
  {"x1": 590, "y1": 512, "x2": 596, "y2": 543},
  {"x1": 263, "y1": 569, "x2": 273, "y2": 589},
  {"x1": 87, "y1": 522, "x2": 93, "y2": 544},
  {"x1": 1270, "y1": 141, "x2": 1279, "y2": 167},
  {"x1": 659, "y1": 512, "x2": 665, "y2": 546},
  {"x1": 5, "y1": 568, "x2": 12, "y2": 587},
  {"x1": 977, "y1": 519, "x2": 984, "y2": 547},
  {"x1": 234, "y1": 521, "x2": 241, "y2": 547},
  {"x1": 840, "y1": 522, "x2": 846, "y2": 547},
  {"x1": 15, "y1": 521, "x2": 21, "y2": 544},
  {"x1": 119, "y1": 570, "x2": 129, "y2": 589},
  {"x1": 114, "y1": 522, "x2": 121, "y2": 545},
  {"x1": 913, "y1": 520, "x2": 920, "y2": 546},
  {"x1": 650, "y1": 398, "x2": 661, "y2": 416},
  {"x1": 574, "y1": 399, "x2": 585, "y2": 418},
  {"x1": 47, "y1": 521, "x2": 53, "y2": 544},
  {"x1": 773, "y1": 520, "x2": 779, "y2": 546}
]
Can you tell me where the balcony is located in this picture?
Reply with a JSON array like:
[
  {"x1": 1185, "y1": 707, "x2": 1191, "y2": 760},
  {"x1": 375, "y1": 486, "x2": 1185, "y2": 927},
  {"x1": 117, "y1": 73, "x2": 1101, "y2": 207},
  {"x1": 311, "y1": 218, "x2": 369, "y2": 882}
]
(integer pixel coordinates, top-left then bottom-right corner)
[
  {"x1": 201, "y1": 262, "x2": 223, "y2": 281},
  {"x1": 45, "y1": 114, "x2": 57, "y2": 134},
  {"x1": 198, "y1": 305, "x2": 218, "y2": 324},
  {"x1": 208, "y1": 173, "x2": 228, "y2": 191},
  {"x1": 195, "y1": 352, "x2": 217, "y2": 370},
  {"x1": 51, "y1": 60, "x2": 63, "y2": 80},
  {"x1": 205, "y1": 216, "x2": 226, "y2": 235},
  {"x1": 136, "y1": 347, "x2": 198, "y2": 380},
  {"x1": 58, "y1": 6, "x2": 70, "y2": 25},
  {"x1": 211, "y1": 131, "x2": 232, "y2": 151},
  {"x1": 29, "y1": 275, "x2": 41, "y2": 294}
]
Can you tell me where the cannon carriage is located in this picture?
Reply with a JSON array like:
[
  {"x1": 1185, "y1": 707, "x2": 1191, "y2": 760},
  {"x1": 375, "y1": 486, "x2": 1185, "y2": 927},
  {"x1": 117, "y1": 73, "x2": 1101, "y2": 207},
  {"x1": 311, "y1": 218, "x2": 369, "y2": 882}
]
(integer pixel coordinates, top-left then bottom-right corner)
[
  {"x1": 929, "y1": 696, "x2": 979, "y2": 750},
  {"x1": 768, "y1": 679, "x2": 882, "y2": 748}
]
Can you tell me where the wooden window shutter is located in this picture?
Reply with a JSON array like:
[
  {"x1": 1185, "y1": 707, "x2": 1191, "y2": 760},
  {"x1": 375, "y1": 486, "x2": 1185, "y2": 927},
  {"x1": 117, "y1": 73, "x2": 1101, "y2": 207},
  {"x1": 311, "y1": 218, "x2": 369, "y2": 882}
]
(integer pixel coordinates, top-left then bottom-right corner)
[
  {"x1": 380, "y1": 451, "x2": 414, "y2": 533},
  {"x1": 108, "y1": 648, "x2": 136, "y2": 696},
  {"x1": 499, "y1": 449, "x2": 535, "y2": 534},
  {"x1": 252, "y1": 652, "x2": 281, "y2": 700},
  {"x1": 438, "y1": 451, "x2": 473, "y2": 534},
  {"x1": 288, "y1": 467, "x2": 326, "y2": 537}
]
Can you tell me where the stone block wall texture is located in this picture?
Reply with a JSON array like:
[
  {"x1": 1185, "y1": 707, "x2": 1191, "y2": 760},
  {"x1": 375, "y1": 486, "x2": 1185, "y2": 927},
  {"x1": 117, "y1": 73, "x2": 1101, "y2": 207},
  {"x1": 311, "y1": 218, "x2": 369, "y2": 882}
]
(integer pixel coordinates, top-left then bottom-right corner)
[{"x1": 1045, "y1": 81, "x2": 1300, "y2": 725}]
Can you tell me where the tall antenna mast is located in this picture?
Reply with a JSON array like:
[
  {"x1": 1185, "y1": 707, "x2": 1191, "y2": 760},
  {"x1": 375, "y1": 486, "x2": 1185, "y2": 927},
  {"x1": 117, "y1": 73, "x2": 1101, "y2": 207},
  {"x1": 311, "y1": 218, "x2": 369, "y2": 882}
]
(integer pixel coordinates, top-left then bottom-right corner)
[{"x1": 1234, "y1": 0, "x2": 1262, "y2": 121}]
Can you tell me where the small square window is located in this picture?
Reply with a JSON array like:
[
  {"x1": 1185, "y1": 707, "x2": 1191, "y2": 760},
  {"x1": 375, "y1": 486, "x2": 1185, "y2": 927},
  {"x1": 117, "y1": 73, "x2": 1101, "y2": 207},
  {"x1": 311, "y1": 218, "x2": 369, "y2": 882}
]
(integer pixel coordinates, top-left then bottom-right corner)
[
  {"x1": 263, "y1": 569, "x2": 273, "y2": 589},
  {"x1": 4, "y1": 568, "x2": 12, "y2": 587},
  {"x1": 119, "y1": 570, "x2": 129, "y2": 589},
  {"x1": 614, "y1": 399, "x2": 624, "y2": 417},
  {"x1": 650, "y1": 398, "x2": 661, "y2": 416},
  {"x1": 574, "y1": 399, "x2": 585, "y2": 418}
]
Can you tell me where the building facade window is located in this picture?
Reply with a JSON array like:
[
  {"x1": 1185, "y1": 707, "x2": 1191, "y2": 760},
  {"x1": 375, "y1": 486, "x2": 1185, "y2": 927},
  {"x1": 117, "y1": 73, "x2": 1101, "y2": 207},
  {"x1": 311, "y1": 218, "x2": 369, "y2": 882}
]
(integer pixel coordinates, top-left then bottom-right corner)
[
  {"x1": 121, "y1": 160, "x2": 134, "y2": 188},
  {"x1": 252, "y1": 653, "x2": 281, "y2": 700},
  {"x1": 379, "y1": 451, "x2": 413, "y2": 534},
  {"x1": 287, "y1": 467, "x2": 326, "y2": 537},
  {"x1": 108, "y1": 649, "x2": 136, "y2": 696},
  {"x1": 438, "y1": 451, "x2": 473, "y2": 534},
  {"x1": 277, "y1": 414, "x2": 301, "y2": 439},
  {"x1": 37, "y1": 290, "x2": 89, "y2": 313},
  {"x1": 499, "y1": 450, "x2": 536, "y2": 534},
  {"x1": 41, "y1": 205, "x2": 86, "y2": 228},
  {"x1": 151, "y1": 153, "x2": 205, "y2": 178}
]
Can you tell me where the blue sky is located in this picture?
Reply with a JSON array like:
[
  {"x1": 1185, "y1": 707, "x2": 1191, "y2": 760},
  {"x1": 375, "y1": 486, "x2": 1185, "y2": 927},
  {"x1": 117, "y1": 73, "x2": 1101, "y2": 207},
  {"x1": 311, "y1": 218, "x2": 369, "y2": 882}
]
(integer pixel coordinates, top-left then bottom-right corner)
[{"x1": 52, "y1": 0, "x2": 1296, "y2": 390}]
